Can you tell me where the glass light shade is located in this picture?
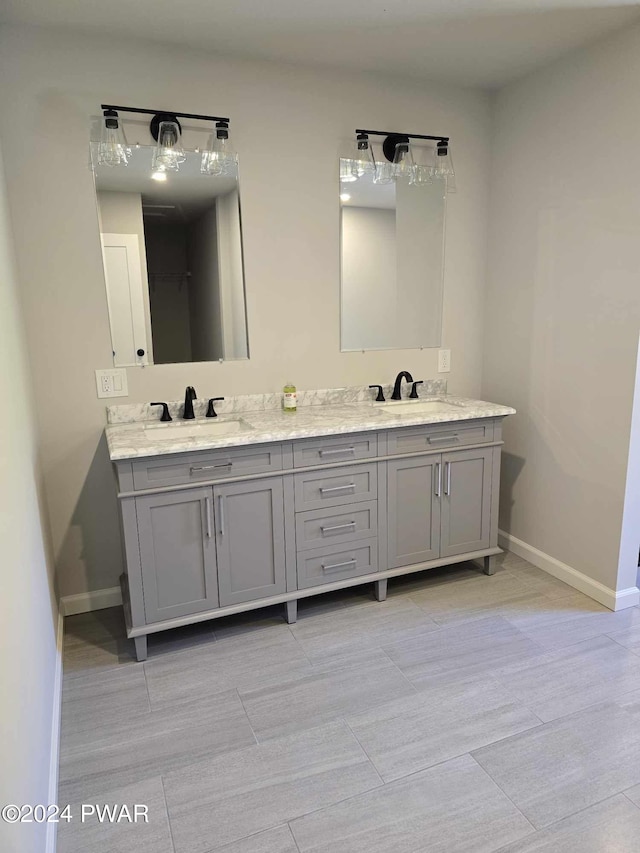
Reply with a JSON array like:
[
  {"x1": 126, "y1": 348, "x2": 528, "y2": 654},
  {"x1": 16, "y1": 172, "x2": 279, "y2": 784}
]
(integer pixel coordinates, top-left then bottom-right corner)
[
  {"x1": 434, "y1": 144, "x2": 455, "y2": 192},
  {"x1": 352, "y1": 137, "x2": 375, "y2": 177},
  {"x1": 339, "y1": 158, "x2": 358, "y2": 183},
  {"x1": 201, "y1": 133, "x2": 237, "y2": 176},
  {"x1": 434, "y1": 145, "x2": 454, "y2": 177},
  {"x1": 373, "y1": 160, "x2": 394, "y2": 184},
  {"x1": 411, "y1": 165, "x2": 433, "y2": 186},
  {"x1": 392, "y1": 142, "x2": 415, "y2": 181},
  {"x1": 97, "y1": 112, "x2": 130, "y2": 167},
  {"x1": 152, "y1": 120, "x2": 186, "y2": 172}
]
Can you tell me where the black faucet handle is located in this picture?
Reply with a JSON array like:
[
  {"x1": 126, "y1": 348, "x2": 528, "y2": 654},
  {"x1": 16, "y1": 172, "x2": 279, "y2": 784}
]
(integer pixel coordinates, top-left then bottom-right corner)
[
  {"x1": 150, "y1": 402, "x2": 172, "y2": 422},
  {"x1": 409, "y1": 381, "x2": 424, "y2": 399},
  {"x1": 368, "y1": 384, "x2": 385, "y2": 403},
  {"x1": 206, "y1": 397, "x2": 225, "y2": 418}
]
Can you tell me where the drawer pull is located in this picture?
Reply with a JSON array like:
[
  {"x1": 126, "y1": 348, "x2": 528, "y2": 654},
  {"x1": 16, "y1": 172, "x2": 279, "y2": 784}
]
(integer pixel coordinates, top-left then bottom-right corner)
[
  {"x1": 218, "y1": 495, "x2": 225, "y2": 536},
  {"x1": 319, "y1": 483, "x2": 356, "y2": 495},
  {"x1": 205, "y1": 496, "x2": 213, "y2": 538},
  {"x1": 322, "y1": 558, "x2": 357, "y2": 574},
  {"x1": 319, "y1": 446, "x2": 356, "y2": 457},
  {"x1": 427, "y1": 434, "x2": 459, "y2": 444},
  {"x1": 190, "y1": 462, "x2": 233, "y2": 473},
  {"x1": 321, "y1": 521, "x2": 356, "y2": 535}
]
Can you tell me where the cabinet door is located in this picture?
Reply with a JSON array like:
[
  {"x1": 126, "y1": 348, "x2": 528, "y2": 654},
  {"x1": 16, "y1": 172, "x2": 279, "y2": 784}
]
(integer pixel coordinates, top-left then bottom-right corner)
[
  {"x1": 387, "y1": 456, "x2": 441, "y2": 569},
  {"x1": 440, "y1": 447, "x2": 492, "y2": 559},
  {"x1": 215, "y1": 477, "x2": 287, "y2": 607},
  {"x1": 136, "y1": 488, "x2": 218, "y2": 623}
]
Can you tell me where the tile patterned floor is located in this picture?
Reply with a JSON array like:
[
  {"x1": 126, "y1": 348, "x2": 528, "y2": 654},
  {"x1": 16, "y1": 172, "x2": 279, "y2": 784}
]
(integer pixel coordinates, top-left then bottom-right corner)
[{"x1": 58, "y1": 553, "x2": 640, "y2": 852}]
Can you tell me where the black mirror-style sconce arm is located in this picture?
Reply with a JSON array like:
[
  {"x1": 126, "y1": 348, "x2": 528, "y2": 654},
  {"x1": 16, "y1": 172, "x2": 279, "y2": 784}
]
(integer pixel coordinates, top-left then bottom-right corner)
[
  {"x1": 151, "y1": 402, "x2": 172, "y2": 422},
  {"x1": 206, "y1": 397, "x2": 225, "y2": 418},
  {"x1": 369, "y1": 385, "x2": 385, "y2": 403},
  {"x1": 409, "y1": 381, "x2": 424, "y2": 399}
]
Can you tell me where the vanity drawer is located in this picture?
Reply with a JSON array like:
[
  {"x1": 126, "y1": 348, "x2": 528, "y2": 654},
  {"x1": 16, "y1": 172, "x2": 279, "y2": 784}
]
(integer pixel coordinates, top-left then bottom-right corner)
[
  {"x1": 293, "y1": 433, "x2": 377, "y2": 468},
  {"x1": 297, "y1": 539, "x2": 378, "y2": 590},
  {"x1": 386, "y1": 419, "x2": 494, "y2": 455},
  {"x1": 294, "y1": 464, "x2": 377, "y2": 512},
  {"x1": 295, "y1": 501, "x2": 377, "y2": 552},
  {"x1": 132, "y1": 444, "x2": 283, "y2": 490}
]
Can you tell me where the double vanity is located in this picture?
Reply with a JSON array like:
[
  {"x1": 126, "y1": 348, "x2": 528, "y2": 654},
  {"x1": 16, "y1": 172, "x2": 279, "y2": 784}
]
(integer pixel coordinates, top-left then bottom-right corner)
[{"x1": 106, "y1": 382, "x2": 515, "y2": 660}]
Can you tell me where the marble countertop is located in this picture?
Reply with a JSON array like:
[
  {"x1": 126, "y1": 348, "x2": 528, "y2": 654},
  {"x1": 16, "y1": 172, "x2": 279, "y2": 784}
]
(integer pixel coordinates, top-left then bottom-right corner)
[{"x1": 105, "y1": 394, "x2": 516, "y2": 462}]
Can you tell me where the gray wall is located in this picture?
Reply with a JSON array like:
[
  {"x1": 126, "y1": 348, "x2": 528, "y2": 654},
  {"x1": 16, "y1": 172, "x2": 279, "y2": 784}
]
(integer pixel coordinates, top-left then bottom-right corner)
[
  {"x1": 0, "y1": 142, "x2": 59, "y2": 853},
  {"x1": 0, "y1": 24, "x2": 492, "y2": 598},
  {"x1": 188, "y1": 204, "x2": 223, "y2": 362},
  {"x1": 483, "y1": 22, "x2": 640, "y2": 593}
]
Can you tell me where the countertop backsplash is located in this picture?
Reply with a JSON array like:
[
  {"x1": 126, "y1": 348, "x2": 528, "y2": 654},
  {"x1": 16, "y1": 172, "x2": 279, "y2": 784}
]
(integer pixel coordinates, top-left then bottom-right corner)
[{"x1": 106, "y1": 381, "x2": 449, "y2": 425}]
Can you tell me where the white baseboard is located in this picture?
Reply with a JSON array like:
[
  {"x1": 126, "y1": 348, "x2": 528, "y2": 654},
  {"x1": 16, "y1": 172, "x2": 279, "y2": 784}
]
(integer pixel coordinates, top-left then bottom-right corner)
[
  {"x1": 46, "y1": 609, "x2": 64, "y2": 853},
  {"x1": 60, "y1": 586, "x2": 122, "y2": 616},
  {"x1": 498, "y1": 529, "x2": 640, "y2": 611}
]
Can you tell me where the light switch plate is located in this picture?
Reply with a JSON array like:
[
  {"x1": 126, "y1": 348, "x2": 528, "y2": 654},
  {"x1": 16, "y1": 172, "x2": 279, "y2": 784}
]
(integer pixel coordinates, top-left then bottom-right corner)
[
  {"x1": 438, "y1": 349, "x2": 451, "y2": 373},
  {"x1": 96, "y1": 368, "x2": 129, "y2": 398}
]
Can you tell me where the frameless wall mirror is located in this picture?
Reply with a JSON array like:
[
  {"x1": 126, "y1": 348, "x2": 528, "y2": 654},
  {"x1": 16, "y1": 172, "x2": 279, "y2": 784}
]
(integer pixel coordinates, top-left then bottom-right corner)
[
  {"x1": 90, "y1": 112, "x2": 249, "y2": 367},
  {"x1": 339, "y1": 132, "x2": 449, "y2": 352}
]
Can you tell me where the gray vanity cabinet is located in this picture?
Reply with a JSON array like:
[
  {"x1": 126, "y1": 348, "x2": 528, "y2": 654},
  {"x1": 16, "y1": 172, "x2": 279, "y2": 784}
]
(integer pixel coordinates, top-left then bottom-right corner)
[
  {"x1": 387, "y1": 456, "x2": 441, "y2": 568},
  {"x1": 440, "y1": 447, "x2": 493, "y2": 558},
  {"x1": 386, "y1": 444, "x2": 495, "y2": 568},
  {"x1": 136, "y1": 487, "x2": 219, "y2": 623},
  {"x1": 214, "y1": 477, "x2": 287, "y2": 607},
  {"x1": 115, "y1": 416, "x2": 507, "y2": 660}
]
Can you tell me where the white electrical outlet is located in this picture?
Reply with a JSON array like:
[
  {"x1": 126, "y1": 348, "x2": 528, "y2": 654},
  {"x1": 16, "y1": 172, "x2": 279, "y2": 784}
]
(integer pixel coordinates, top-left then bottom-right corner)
[
  {"x1": 96, "y1": 368, "x2": 129, "y2": 399},
  {"x1": 438, "y1": 349, "x2": 451, "y2": 373}
]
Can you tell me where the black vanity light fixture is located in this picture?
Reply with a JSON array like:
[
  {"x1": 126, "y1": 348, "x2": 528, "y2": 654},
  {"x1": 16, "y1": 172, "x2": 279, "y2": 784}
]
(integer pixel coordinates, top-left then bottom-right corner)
[
  {"x1": 97, "y1": 105, "x2": 236, "y2": 177},
  {"x1": 342, "y1": 128, "x2": 455, "y2": 189}
]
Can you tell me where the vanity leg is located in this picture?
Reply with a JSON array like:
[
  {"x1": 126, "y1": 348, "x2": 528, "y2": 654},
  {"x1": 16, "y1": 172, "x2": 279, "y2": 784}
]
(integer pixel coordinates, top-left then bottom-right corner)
[
  {"x1": 133, "y1": 635, "x2": 148, "y2": 662},
  {"x1": 483, "y1": 556, "x2": 496, "y2": 576},
  {"x1": 375, "y1": 579, "x2": 388, "y2": 602},
  {"x1": 285, "y1": 600, "x2": 298, "y2": 624}
]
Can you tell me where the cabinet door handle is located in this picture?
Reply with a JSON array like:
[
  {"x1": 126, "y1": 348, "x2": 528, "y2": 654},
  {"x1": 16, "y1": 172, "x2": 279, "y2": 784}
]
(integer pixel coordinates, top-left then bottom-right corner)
[
  {"x1": 434, "y1": 462, "x2": 442, "y2": 497},
  {"x1": 319, "y1": 446, "x2": 355, "y2": 457},
  {"x1": 445, "y1": 461, "x2": 451, "y2": 496},
  {"x1": 320, "y1": 483, "x2": 356, "y2": 495},
  {"x1": 321, "y1": 558, "x2": 357, "y2": 573},
  {"x1": 218, "y1": 495, "x2": 225, "y2": 536},
  {"x1": 191, "y1": 462, "x2": 233, "y2": 473},
  {"x1": 427, "y1": 434, "x2": 459, "y2": 444},
  {"x1": 205, "y1": 496, "x2": 213, "y2": 538},
  {"x1": 321, "y1": 521, "x2": 356, "y2": 535}
]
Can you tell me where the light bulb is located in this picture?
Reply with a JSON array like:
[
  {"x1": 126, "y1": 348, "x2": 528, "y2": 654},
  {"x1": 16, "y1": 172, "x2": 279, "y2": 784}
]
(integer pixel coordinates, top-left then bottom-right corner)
[
  {"x1": 340, "y1": 192, "x2": 351, "y2": 202},
  {"x1": 151, "y1": 169, "x2": 167, "y2": 182},
  {"x1": 152, "y1": 119, "x2": 186, "y2": 172}
]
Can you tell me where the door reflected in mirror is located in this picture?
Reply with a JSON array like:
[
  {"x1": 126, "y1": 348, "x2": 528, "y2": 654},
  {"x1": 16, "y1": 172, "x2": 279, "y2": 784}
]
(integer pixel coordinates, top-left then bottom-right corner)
[
  {"x1": 339, "y1": 160, "x2": 446, "y2": 352},
  {"x1": 93, "y1": 145, "x2": 249, "y2": 366}
]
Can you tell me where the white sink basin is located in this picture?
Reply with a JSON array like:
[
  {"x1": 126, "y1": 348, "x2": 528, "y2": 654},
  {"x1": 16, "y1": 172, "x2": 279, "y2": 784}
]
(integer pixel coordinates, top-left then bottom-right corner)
[
  {"x1": 143, "y1": 419, "x2": 252, "y2": 440},
  {"x1": 376, "y1": 398, "x2": 466, "y2": 416}
]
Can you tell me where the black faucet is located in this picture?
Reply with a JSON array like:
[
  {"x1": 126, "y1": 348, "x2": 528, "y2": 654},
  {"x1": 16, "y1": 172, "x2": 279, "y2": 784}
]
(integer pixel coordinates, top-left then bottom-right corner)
[
  {"x1": 150, "y1": 402, "x2": 172, "y2": 422},
  {"x1": 183, "y1": 386, "x2": 197, "y2": 419},
  {"x1": 391, "y1": 371, "x2": 414, "y2": 401},
  {"x1": 206, "y1": 397, "x2": 225, "y2": 418}
]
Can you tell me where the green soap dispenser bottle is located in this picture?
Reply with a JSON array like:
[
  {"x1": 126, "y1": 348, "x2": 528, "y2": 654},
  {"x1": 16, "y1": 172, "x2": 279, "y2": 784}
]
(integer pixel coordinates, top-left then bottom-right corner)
[{"x1": 283, "y1": 382, "x2": 297, "y2": 413}]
